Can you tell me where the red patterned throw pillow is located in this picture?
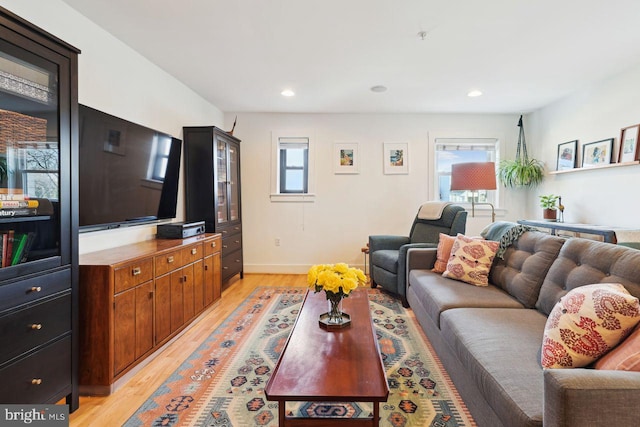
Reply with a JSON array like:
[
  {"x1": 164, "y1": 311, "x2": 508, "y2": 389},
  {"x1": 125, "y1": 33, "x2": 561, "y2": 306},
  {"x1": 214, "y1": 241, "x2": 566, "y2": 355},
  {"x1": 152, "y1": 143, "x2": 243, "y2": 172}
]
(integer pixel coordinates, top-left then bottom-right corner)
[
  {"x1": 541, "y1": 283, "x2": 640, "y2": 369},
  {"x1": 442, "y1": 234, "x2": 499, "y2": 286}
]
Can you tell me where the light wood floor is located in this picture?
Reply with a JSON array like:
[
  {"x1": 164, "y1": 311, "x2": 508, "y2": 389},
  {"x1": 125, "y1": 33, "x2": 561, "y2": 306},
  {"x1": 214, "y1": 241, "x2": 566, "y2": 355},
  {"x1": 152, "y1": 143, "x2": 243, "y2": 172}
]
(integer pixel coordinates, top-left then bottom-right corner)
[{"x1": 69, "y1": 273, "x2": 306, "y2": 427}]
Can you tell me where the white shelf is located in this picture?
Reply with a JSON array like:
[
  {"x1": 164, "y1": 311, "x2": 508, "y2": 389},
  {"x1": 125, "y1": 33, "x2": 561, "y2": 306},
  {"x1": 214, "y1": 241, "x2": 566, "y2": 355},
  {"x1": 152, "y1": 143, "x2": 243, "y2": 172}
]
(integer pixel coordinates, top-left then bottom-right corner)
[{"x1": 549, "y1": 160, "x2": 639, "y2": 175}]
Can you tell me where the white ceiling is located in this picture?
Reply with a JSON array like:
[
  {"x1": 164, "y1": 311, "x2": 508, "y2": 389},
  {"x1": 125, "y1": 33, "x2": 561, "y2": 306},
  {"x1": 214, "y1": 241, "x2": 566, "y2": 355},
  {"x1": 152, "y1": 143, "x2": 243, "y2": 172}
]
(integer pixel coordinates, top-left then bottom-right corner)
[{"x1": 61, "y1": 0, "x2": 640, "y2": 114}]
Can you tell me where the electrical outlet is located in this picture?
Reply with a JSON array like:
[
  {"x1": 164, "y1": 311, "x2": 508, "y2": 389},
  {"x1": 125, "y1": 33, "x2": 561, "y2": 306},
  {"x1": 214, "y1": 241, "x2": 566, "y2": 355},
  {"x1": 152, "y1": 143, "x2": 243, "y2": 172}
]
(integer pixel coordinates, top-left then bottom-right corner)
[{"x1": 275, "y1": 238, "x2": 280, "y2": 246}]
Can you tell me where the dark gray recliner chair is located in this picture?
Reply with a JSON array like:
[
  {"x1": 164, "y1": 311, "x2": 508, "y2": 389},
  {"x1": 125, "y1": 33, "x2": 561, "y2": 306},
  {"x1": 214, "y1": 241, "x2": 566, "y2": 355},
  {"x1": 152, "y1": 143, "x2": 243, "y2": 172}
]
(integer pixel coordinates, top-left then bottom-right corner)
[{"x1": 369, "y1": 203, "x2": 467, "y2": 307}]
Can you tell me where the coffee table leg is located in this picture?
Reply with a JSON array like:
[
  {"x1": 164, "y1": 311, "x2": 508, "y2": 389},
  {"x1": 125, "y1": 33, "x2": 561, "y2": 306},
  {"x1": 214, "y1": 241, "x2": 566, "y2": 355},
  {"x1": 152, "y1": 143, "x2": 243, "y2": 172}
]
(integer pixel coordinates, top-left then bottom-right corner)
[
  {"x1": 278, "y1": 400, "x2": 286, "y2": 427},
  {"x1": 373, "y1": 401, "x2": 380, "y2": 427}
]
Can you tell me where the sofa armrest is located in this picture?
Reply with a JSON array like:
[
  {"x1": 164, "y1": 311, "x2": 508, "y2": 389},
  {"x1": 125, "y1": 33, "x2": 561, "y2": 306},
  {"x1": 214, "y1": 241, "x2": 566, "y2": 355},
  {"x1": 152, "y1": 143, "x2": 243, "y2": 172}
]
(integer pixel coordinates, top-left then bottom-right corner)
[
  {"x1": 368, "y1": 235, "x2": 410, "y2": 252},
  {"x1": 544, "y1": 369, "x2": 640, "y2": 427},
  {"x1": 406, "y1": 247, "x2": 438, "y2": 271}
]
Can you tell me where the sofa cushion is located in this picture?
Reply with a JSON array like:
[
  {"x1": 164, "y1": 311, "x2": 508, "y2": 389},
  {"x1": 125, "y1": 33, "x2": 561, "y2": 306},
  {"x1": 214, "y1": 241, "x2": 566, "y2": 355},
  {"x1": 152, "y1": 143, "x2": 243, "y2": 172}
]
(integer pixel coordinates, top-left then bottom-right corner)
[
  {"x1": 489, "y1": 232, "x2": 565, "y2": 308},
  {"x1": 536, "y1": 239, "x2": 640, "y2": 316},
  {"x1": 408, "y1": 269, "x2": 524, "y2": 328},
  {"x1": 595, "y1": 323, "x2": 640, "y2": 371},
  {"x1": 440, "y1": 308, "x2": 548, "y2": 427},
  {"x1": 371, "y1": 249, "x2": 399, "y2": 273},
  {"x1": 443, "y1": 234, "x2": 499, "y2": 286},
  {"x1": 541, "y1": 283, "x2": 640, "y2": 369}
]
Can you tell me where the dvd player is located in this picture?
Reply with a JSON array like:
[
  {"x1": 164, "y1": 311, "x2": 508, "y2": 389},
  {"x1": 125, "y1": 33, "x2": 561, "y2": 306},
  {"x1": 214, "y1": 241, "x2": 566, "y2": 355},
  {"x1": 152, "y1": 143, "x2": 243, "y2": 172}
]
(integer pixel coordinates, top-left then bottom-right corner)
[{"x1": 157, "y1": 221, "x2": 206, "y2": 239}]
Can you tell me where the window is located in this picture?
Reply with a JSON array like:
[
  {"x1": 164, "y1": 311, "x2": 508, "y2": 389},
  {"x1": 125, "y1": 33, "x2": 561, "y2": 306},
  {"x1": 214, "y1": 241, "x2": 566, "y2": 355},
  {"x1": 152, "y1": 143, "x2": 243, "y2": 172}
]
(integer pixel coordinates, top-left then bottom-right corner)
[
  {"x1": 271, "y1": 132, "x2": 315, "y2": 202},
  {"x1": 15, "y1": 143, "x2": 59, "y2": 199},
  {"x1": 434, "y1": 138, "x2": 498, "y2": 205},
  {"x1": 279, "y1": 138, "x2": 308, "y2": 193}
]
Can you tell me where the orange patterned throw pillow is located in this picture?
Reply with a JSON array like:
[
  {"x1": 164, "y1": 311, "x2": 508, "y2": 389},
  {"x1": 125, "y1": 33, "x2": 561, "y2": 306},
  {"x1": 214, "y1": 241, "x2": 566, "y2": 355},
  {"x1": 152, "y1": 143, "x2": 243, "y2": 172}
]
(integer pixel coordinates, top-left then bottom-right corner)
[
  {"x1": 541, "y1": 283, "x2": 640, "y2": 369},
  {"x1": 442, "y1": 234, "x2": 499, "y2": 286},
  {"x1": 432, "y1": 233, "x2": 456, "y2": 273}
]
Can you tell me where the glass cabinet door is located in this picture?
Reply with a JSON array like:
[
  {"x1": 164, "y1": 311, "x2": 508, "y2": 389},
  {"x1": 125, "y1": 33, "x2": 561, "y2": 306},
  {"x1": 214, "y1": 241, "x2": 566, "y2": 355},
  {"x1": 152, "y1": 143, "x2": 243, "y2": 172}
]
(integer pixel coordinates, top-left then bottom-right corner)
[
  {"x1": 216, "y1": 138, "x2": 228, "y2": 225},
  {"x1": 0, "y1": 39, "x2": 61, "y2": 270},
  {"x1": 229, "y1": 144, "x2": 239, "y2": 222}
]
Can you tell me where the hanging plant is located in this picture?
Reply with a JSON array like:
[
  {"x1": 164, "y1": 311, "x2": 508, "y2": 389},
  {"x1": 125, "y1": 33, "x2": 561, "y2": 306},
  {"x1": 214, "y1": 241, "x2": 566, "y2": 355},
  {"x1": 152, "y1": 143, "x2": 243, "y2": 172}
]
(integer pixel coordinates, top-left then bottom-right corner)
[{"x1": 498, "y1": 115, "x2": 545, "y2": 188}]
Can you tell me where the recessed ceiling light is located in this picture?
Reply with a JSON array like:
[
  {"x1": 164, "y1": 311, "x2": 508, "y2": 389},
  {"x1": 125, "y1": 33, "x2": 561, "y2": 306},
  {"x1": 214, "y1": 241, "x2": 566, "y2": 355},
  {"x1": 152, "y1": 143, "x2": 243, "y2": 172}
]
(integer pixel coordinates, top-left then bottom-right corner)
[
  {"x1": 467, "y1": 90, "x2": 483, "y2": 97},
  {"x1": 370, "y1": 85, "x2": 387, "y2": 93},
  {"x1": 281, "y1": 89, "x2": 295, "y2": 97}
]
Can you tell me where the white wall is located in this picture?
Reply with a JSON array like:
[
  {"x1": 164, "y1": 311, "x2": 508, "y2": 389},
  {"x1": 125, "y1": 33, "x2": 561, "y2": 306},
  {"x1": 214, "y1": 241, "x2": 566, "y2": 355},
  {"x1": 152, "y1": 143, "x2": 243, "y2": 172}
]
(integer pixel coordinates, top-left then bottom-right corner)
[
  {"x1": 0, "y1": 0, "x2": 224, "y2": 254},
  {"x1": 528, "y1": 60, "x2": 640, "y2": 228},
  {"x1": 227, "y1": 112, "x2": 525, "y2": 273}
]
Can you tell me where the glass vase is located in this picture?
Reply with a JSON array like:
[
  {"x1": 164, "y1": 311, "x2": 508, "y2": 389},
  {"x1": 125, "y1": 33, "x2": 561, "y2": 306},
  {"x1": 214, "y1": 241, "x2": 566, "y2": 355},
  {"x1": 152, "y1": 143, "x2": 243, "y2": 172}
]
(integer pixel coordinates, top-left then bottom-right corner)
[{"x1": 326, "y1": 296, "x2": 344, "y2": 325}]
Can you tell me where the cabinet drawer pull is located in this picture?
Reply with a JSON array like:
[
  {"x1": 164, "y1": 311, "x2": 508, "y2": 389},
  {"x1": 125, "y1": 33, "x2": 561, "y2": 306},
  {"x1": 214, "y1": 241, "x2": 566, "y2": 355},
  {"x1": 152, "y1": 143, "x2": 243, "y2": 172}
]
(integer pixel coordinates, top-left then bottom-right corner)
[
  {"x1": 30, "y1": 324, "x2": 43, "y2": 330},
  {"x1": 223, "y1": 266, "x2": 229, "y2": 270},
  {"x1": 132, "y1": 267, "x2": 141, "y2": 276},
  {"x1": 234, "y1": 226, "x2": 240, "y2": 231},
  {"x1": 191, "y1": 248, "x2": 198, "y2": 255},
  {"x1": 204, "y1": 265, "x2": 209, "y2": 271},
  {"x1": 183, "y1": 275, "x2": 187, "y2": 282},
  {"x1": 223, "y1": 245, "x2": 228, "y2": 249},
  {"x1": 235, "y1": 240, "x2": 240, "y2": 244},
  {"x1": 30, "y1": 286, "x2": 42, "y2": 293},
  {"x1": 31, "y1": 378, "x2": 42, "y2": 385},
  {"x1": 167, "y1": 256, "x2": 174, "y2": 263},
  {"x1": 235, "y1": 259, "x2": 241, "y2": 263},
  {"x1": 210, "y1": 242, "x2": 216, "y2": 248}
]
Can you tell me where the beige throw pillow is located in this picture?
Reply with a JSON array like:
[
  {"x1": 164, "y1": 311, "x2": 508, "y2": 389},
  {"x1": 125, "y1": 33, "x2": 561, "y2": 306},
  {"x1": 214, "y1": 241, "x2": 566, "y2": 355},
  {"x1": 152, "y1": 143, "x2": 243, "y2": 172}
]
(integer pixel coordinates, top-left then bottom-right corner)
[{"x1": 442, "y1": 234, "x2": 499, "y2": 286}]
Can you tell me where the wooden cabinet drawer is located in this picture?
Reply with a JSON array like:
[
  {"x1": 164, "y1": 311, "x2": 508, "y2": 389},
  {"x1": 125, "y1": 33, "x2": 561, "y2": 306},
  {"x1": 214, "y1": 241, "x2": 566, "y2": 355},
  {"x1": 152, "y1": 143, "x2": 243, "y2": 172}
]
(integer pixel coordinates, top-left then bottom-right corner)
[
  {"x1": 0, "y1": 269, "x2": 70, "y2": 313},
  {"x1": 222, "y1": 250, "x2": 243, "y2": 281},
  {"x1": 181, "y1": 243, "x2": 203, "y2": 265},
  {"x1": 0, "y1": 336, "x2": 72, "y2": 404},
  {"x1": 219, "y1": 224, "x2": 241, "y2": 238},
  {"x1": 114, "y1": 258, "x2": 153, "y2": 294},
  {"x1": 204, "y1": 236, "x2": 221, "y2": 257},
  {"x1": 222, "y1": 233, "x2": 242, "y2": 254},
  {"x1": 0, "y1": 293, "x2": 71, "y2": 365},
  {"x1": 155, "y1": 250, "x2": 183, "y2": 276}
]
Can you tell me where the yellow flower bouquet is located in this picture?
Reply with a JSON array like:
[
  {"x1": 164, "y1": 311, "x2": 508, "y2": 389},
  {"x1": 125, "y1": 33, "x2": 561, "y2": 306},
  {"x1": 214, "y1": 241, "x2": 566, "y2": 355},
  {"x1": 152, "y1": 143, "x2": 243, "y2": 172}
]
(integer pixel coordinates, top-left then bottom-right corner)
[{"x1": 307, "y1": 263, "x2": 367, "y2": 300}]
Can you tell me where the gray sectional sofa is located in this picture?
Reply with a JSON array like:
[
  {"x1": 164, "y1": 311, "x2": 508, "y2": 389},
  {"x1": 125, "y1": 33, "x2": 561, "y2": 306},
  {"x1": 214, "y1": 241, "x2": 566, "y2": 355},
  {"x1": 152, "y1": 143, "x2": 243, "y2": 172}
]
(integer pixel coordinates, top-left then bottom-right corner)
[{"x1": 405, "y1": 222, "x2": 640, "y2": 426}]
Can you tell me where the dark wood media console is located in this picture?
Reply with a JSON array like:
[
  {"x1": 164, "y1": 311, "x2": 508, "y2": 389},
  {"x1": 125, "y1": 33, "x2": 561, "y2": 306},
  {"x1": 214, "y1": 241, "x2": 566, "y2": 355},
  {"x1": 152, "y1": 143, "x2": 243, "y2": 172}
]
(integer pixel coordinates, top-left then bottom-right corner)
[{"x1": 78, "y1": 233, "x2": 221, "y2": 395}]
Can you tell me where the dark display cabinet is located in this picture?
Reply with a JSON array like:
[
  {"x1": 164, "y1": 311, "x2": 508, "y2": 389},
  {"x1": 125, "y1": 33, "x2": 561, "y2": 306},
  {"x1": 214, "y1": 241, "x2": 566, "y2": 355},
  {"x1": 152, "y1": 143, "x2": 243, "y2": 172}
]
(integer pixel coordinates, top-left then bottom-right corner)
[
  {"x1": 184, "y1": 126, "x2": 242, "y2": 284},
  {"x1": 0, "y1": 7, "x2": 79, "y2": 411}
]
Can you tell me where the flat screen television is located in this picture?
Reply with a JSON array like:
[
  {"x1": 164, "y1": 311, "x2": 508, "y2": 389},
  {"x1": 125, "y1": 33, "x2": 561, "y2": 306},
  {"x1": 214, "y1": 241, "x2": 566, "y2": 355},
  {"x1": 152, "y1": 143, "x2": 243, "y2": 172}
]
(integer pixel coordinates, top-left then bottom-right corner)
[{"x1": 78, "y1": 105, "x2": 182, "y2": 231}]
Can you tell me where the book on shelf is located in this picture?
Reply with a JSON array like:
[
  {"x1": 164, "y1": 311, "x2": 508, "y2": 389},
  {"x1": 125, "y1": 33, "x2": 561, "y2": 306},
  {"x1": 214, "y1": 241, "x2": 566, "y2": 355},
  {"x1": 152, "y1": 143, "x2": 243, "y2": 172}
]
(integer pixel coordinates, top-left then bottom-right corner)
[
  {"x1": 0, "y1": 208, "x2": 39, "y2": 218},
  {"x1": 0, "y1": 200, "x2": 39, "y2": 209},
  {"x1": 0, "y1": 198, "x2": 54, "y2": 218},
  {"x1": 0, "y1": 194, "x2": 29, "y2": 201},
  {"x1": 5, "y1": 231, "x2": 35, "y2": 267},
  {"x1": 0, "y1": 188, "x2": 24, "y2": 195}
]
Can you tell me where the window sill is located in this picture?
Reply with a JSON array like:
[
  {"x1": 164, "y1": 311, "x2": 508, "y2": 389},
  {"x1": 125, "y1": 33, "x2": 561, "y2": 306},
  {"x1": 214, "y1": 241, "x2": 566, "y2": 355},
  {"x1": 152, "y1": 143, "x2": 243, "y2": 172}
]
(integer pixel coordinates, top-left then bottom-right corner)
[{"x1": 270, "y1": 193, "x2": 316, "y2": 203}]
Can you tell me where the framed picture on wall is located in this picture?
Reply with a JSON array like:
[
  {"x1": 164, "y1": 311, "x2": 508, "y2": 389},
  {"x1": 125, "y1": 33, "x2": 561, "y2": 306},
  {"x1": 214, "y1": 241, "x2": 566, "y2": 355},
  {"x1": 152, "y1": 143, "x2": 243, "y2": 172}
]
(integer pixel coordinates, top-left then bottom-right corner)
[
  {"x1": 383, "y1": 142, "x2": 409, "y2": 174},
  {"x1": 556, "y1": 140, "x2": 578, "y2": 171},
  {"x1": 618, "y1": 124, "x2": 640, "y2": 163},
  {"x1": 333, "y1": 142, "x2": 359, "y2": 174},
  {"x1": 581, "y1": 138, "x2": 613, "y2": 168}
]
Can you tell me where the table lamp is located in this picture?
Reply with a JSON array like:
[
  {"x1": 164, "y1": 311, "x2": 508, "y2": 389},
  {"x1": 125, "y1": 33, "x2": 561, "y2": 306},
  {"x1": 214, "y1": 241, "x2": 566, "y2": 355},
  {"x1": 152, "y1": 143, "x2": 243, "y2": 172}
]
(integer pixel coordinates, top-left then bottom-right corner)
[{"x1": 450, "y1": 162, "x2": 497, "y2": 222}]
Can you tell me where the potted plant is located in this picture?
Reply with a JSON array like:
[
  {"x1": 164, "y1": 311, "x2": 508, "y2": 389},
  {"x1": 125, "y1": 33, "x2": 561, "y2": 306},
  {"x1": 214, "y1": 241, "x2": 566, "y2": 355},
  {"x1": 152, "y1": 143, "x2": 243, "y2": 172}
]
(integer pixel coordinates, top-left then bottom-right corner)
[
  {"x1": 498, "y1": 115, "x2": 545, "y2": 188},
  {"x1": 539, "y1": 194, "x2": 559, "y2": 220}
]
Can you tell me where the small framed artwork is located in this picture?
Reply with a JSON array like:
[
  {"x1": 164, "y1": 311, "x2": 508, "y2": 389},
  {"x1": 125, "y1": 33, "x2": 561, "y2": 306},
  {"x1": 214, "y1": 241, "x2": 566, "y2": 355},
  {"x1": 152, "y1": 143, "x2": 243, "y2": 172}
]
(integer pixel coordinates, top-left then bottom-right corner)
[
  {"x1": 333, "y1": 142, "x2": 359, "y2": 174},
  {"x1": 383, "y1": 142, "x2": 409, "y2": 174},
  {"x1": 556, "y1": 140, "x2": 578, "y2": 171},
  {"x1": 581, "y1": 138, "x2": 613, "y2": 168},
  {"x1": 618, "y1": 124, "x2": 640, "y2": 163}
]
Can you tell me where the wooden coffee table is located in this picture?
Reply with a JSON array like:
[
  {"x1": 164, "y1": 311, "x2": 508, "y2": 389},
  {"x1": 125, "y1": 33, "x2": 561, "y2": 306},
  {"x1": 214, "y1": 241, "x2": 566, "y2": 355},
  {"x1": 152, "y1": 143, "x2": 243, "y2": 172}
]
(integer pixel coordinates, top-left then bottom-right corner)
[{"x1": 265, "y1": 288, "x2": 389, "y2": 426}]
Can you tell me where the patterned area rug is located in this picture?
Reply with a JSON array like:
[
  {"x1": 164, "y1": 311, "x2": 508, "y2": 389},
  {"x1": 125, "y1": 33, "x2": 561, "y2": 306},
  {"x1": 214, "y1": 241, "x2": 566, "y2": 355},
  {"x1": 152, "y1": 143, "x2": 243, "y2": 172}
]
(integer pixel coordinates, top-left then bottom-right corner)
[{"x1": 124, "y1": 287, "x2": 475, "y2": 426}]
